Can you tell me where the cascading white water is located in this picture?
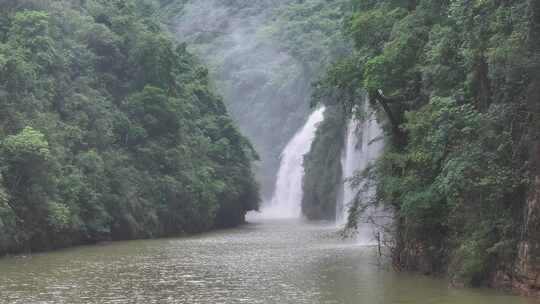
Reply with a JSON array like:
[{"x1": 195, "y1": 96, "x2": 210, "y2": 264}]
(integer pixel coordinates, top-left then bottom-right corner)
[
  {"x1": 335, "y1": 118, "x2": 363, "y2": 224},
  {"x1": 254, "y1": 107, "x2": 326, "y2": 219},
  {"x1": 337, "y1": 100, "x2": 384, "y2": 244}
]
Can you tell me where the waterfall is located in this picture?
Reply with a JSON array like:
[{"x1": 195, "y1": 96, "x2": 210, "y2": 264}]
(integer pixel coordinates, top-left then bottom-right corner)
[
  {"x1": 254, "y1": 107, "x2": 326, "y2": 219},
  {"x1": 337, "y1": 101, "x2": 384, "y2": 244}
]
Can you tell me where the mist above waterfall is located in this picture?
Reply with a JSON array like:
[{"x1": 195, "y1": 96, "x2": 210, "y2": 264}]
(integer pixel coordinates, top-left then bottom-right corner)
[{"x1": 168, "y1": 0, "x2": 311, "y2": 200}]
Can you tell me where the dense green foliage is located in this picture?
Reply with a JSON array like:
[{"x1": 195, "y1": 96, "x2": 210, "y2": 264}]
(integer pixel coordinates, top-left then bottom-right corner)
[
  {"x1": 0, "y1": 0, "x2": 259, "y2": 255},
  {"x1": 326, "y1": 0, "x2": 538, "y2": 286},
  {"x1": 264, "y1": 0, "x2": 353, "y2": 74}
]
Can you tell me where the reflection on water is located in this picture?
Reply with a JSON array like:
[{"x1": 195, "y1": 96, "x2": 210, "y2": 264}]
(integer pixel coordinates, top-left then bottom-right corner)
[{"x1": 0, "y1": 219, "x2": 537, "y2": 304}]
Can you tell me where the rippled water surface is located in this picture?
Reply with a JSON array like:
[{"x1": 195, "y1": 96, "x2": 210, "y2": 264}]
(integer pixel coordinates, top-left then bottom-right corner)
[{"x1": 0, "y1": 219, "x2": 538, "y2": 304}]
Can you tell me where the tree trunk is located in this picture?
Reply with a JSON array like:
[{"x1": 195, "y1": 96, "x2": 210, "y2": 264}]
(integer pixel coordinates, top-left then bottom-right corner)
[{"x1": 370, "y1": 90, "x2": 407, "y2": 147}]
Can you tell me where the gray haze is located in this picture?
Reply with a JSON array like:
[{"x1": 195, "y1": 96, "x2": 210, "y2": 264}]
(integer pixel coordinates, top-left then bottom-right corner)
[{"x1": 166, "y1": 0, "x2": 312, "y2": 200}]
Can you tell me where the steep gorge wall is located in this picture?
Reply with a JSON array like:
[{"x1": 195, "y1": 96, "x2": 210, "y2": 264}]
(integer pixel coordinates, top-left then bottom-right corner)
[{"x1": 510, "y1": 0, "x2": 540, "y2": 295}]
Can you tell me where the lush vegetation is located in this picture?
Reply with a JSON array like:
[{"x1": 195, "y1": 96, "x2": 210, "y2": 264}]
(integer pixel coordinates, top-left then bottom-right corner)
[
  {"x1": 264, "y1": 0, "x2": 353, "y2": 75},
  {"x1": 0, "y1": 0, "x2": 259, "y2": 255},
  {"x1": 319, "y1": 0, "x2": 540, "y2": 287}
]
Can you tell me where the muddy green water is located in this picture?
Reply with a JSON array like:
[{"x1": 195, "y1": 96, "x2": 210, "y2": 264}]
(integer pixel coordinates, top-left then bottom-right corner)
[{"x1": 0, "y1": 219, "x2": 538, "y2": 304}]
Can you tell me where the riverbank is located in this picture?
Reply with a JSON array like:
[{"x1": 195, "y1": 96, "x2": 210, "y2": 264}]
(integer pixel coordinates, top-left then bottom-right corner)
[{"x1": 0, "y1": 216, "x2": 253, "y2": 259}]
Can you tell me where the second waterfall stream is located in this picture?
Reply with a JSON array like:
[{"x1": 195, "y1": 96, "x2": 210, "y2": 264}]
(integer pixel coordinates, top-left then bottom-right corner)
[{"x1": 337, "y1": 101, "x2": 385, "y2": 244}]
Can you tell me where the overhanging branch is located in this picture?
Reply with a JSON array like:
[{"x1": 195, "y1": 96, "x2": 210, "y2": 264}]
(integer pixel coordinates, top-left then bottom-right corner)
[{"x1": 370, "y1": 89, "x2": 407, "y2": 146}]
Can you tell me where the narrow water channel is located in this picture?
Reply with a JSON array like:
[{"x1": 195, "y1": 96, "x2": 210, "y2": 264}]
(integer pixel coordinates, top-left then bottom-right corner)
[{"x1": 0, "y1": 219, "x2": 536, "y2": 304}]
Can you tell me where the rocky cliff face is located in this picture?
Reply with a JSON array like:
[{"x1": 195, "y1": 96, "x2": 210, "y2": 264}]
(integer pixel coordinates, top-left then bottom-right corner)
[
  {"x1": 506, "y1": 144, "x2": 540, "y2": 296},
  {"x1": 511, "y1": 0, "x2": 540, "y2": 295}
]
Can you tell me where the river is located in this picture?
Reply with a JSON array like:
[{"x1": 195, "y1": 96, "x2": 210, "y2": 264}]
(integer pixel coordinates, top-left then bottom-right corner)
[{"x1": 0, "y1": 219, "x2": 536, "y2": 304}]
